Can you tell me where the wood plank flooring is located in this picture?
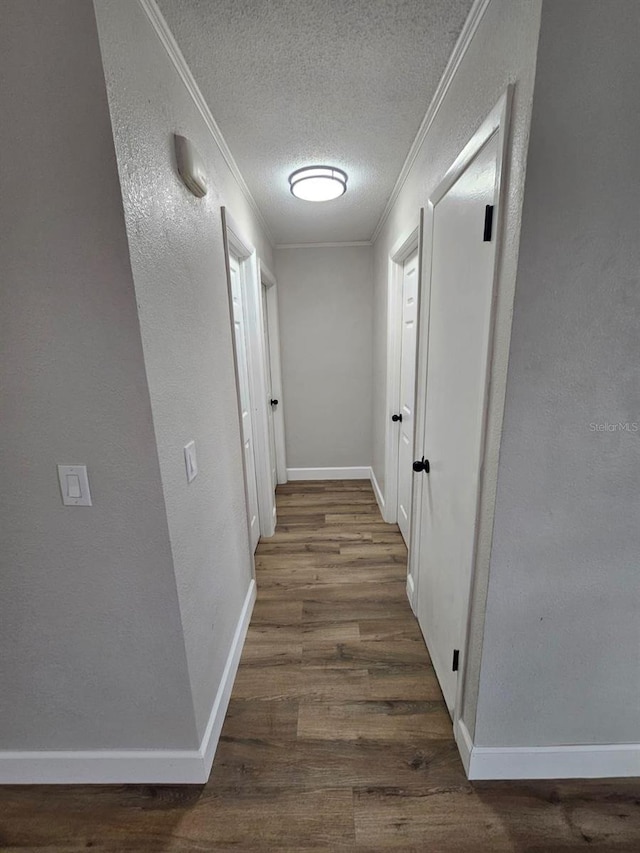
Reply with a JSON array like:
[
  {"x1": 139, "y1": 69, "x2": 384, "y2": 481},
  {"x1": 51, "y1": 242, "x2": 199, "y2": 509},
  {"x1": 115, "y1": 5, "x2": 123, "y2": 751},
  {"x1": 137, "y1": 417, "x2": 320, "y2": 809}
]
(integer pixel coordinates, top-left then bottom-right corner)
[{"x1": 1, "y1": 479, "x2": 639, "y2": 850}]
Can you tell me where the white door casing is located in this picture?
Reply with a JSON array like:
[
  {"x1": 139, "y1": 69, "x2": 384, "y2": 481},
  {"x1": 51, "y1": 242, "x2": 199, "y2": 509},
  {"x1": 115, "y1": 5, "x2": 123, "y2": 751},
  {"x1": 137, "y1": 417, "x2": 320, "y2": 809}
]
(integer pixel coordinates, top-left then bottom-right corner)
[
  {"x1": 383, "y1": 218, "x2": 422, "y2": 529},
  {"x1": 396, "y1": 250, "x2": 419, "y2": 546},
  {"x1": 228, "y1": 254, "x2": 261, "y2": 552},
  {"x1": 259, "y1": 259, "x2": 287, "y2": 485},
  {"x1": 222, "y1": 208, "x2": 277, "y2": 546},
  {"x1": 262, "y1": 284, "x2": 278, "y2": 521},
  {"x1": 410, "y1": 90, "x2": 512, "y2": 725}
]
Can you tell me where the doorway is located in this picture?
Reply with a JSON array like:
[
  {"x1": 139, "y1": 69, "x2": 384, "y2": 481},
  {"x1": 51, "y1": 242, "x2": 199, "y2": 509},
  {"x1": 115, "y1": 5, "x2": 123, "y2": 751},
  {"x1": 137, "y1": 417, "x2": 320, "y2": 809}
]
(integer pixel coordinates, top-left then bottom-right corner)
[
  {"x1": 395, "y1": 249, "x2": 419, "y2": 546},
  {"x1": 222, "y1": 208, "x2": 279, "y2": 548},
  {"x1": 410, "y1": 91, "x2": 512, "y2": 722},
  {"x1": 262, "y1": 283, "x2": 278, "y2": 513},
  {"x1": 259, "y1": 260, "x2": 287, "y2": 488},
  {"x1": 382, "y1": 220, "x2": 422, "y2": 551},
  {"x1": 228, "y1": 253, "x2": 261, "y2": 552}
]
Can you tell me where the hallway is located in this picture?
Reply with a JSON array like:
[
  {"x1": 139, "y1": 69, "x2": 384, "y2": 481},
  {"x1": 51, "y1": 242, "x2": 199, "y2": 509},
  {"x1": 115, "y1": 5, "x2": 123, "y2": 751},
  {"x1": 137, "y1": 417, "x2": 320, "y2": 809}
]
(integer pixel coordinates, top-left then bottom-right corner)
[{"x1": 2, "y1": 480, "x2": 639, "y2": 850}]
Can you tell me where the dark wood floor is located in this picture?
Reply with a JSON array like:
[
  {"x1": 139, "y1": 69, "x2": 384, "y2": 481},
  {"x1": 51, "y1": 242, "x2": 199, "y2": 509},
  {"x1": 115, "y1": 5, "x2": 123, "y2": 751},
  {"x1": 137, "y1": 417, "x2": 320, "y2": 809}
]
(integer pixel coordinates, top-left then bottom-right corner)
[{"x1": 1, "y1": 479, "x2": 639, "y2": 850}]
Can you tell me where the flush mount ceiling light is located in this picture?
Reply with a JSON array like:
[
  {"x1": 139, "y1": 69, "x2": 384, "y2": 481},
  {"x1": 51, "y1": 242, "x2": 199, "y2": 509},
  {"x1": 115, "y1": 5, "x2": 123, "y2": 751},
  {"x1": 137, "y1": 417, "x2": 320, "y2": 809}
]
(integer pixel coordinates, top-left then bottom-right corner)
[{"x1": 289, "y1": 166, "x2": 348, "y2": 202}]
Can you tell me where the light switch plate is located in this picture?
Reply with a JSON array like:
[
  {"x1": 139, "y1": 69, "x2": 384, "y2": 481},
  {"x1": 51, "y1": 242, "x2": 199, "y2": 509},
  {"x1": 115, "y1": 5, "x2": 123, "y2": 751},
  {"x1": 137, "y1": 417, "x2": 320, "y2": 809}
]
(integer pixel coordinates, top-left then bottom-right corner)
[
  {"x1": 184, "y1": 441, "x2": 197, "y2": 483},
  {"x1": 57, "y1": 465, "x2": 92, "y2": 506}
]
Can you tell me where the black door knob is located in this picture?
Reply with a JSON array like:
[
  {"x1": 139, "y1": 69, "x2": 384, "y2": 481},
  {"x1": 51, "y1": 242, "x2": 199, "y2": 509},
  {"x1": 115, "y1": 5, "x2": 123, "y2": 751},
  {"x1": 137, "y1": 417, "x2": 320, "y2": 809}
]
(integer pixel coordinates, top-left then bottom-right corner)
[
  {"x1": 392, "y1": 413, "x2": 402, "y2": 422},
  {"x1": 270, "y1": 399, "x2": 279, "y2": 407},
  {"x1": 413, "y1": 457, "x2": 430, "y2": 473}
]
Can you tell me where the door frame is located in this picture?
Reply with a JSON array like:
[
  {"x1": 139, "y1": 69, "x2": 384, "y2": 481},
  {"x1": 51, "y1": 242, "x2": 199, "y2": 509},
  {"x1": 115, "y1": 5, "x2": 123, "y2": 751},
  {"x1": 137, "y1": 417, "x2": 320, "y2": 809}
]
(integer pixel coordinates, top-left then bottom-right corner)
[
  {"x1": 409, "y1": 87, "x2": 513, "y2": 745},
  {"x1": 221, "y1": 207, "x2": 276, "y2": 539},
  {"x1": 383, "y1": 217, "x2": 423, "y2": 525},
  {"x1": 259, "y1": 260, "x2": 288, "y2": 485}
]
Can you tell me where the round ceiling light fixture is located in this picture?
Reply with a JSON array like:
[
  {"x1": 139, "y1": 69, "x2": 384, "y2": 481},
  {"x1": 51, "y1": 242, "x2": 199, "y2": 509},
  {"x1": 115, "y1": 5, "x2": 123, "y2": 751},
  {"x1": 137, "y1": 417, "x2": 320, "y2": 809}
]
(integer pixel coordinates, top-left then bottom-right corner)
[{"x1": 289, "y1": 165, "x2": 348, "y2": 202}]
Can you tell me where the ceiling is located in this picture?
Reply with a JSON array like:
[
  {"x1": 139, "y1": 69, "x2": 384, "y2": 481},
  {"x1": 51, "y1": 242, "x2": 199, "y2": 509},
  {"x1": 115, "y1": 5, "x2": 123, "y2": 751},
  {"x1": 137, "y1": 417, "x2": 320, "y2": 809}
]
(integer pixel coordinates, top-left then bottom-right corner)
[{"x1": 157, "y1": 0, "x2": 474, "y2": 245}]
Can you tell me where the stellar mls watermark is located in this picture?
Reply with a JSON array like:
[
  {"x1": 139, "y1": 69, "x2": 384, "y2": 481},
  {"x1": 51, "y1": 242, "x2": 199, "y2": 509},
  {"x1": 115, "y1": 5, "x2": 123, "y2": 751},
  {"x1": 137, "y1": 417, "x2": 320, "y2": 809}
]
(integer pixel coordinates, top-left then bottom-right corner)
[{"x1": 589, "y1": 421, "x2": 639, "y2": 432}]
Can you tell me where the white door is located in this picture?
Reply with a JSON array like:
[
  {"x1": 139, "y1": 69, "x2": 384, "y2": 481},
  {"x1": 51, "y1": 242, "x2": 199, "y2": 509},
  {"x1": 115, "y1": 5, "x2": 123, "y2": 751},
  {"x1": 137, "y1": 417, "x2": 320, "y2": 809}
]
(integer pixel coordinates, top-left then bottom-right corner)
[
  {"x1": 262, "y1": 284, "x2": 278, "y2": 512},
  {"x1": 416, "y1": 132, "x2": 500, "y2": 714},
  {"x1": 396, "y1": 250, "x2": 419, "y2": 546},
  {"x1": 229, "y1": 256, "x2": 260, "y2": 552}
]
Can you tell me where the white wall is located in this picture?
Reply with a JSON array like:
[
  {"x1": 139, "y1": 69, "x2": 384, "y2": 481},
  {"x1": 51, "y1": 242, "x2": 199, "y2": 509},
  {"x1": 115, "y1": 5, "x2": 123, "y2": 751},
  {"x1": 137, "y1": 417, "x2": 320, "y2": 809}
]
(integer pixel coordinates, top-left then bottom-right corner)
[
  {"x1": 474, "y1": 0, "x2": 640, "y2": 747},
  {"x1": 275, "y1": 246, "x2": 373, "y2": 470},
  {"x1": 0, "y1": 0, "x2": 197, "y2": 750},
  {"x1": 94, "y1": 0, "x2": 274, "y2": 740}
]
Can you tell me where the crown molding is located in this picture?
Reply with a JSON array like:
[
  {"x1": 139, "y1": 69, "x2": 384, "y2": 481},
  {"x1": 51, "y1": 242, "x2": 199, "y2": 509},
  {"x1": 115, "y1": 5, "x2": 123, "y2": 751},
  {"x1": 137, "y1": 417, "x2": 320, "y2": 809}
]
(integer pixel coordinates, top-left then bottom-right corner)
[
  {"x1": 370, "y1": 0, "x2": 492, "y2": 244},
  {"x1": 275, "y1": 241, "x2": 372, "y2": 250},
  {"x1": 137, "y1": 0, "x2": 275, "y2": 247}
]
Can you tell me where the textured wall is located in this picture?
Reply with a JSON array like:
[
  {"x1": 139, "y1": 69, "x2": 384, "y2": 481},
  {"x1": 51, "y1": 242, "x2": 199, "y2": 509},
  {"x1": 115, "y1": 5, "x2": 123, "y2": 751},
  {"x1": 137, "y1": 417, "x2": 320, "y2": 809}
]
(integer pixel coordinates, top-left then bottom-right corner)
[
  {"x1": 370, "y1": 0, "x2": 543, "y2": 736},
  {"x1": 0, "y1": 0, "x2": 196, "y2": 749},
  {"x1": 474, "y1": 0, "x2": 640, "y2": 747},
  {"x1": 275, "y1": 246, "x2": 373, "y2": 469},
  {"x1": 94, "y1": 0, "x2": 274, "y2": 739}
]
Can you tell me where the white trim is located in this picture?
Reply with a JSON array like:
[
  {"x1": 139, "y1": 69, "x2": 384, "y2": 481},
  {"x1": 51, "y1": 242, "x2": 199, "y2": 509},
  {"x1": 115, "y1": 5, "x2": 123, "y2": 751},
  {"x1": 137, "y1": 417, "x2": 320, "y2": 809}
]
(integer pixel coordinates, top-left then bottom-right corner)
[
  {"x1": 223, "y1": 208, "x2": 254, "y2": 260},
  {"x1": 287, "y1": 467, "x2": 370, "y2": 481},
  {"x1": 370, "y1": 466, "x2": 385, "y2": 515},
  {"x1": 370, "y1": 0, "x2": 492, "y2": 243},
  {"x1": 199, "y1": 578, "x2": 256, "y2": 772},
  {"x1": 244, "y1": 251, "x2": 275, "y2": 536},
  {"x1": 454, "y1": 719, "x2": 640, "y2": 780},
  {"x1": 389, "y1": 227, "x2": 422, "y2": 266},
  {"x1": 383, "y1": 222, "x2": 422, "y2": 525},
  {"x1": 0, "y1": 750, "x2": 205, "y2": 786},
  {"x1": 223, "y1": 208, "x2": 277, "y2": 539},
  {"x1": 275, "y1": 241, "x2": 372, "y2": 250},
  {"x1": 259, "y1": 259, "x2": 277, "y2": 289},
  {"x1": 221, "y1": 211, "x2": 260, "y2": 554},
  {"x1": 470, "y1": 744, "x2": 640, "y2": 781},
  {"x1": 0, "y1": 580, "x2": 256, "y2": 784},
  {"x1": 259, "y1": 260, "x2": 288, "y2": 485},
  {"x1": 455, "y1": 718, "x2": 474, "y2": 775},
  {"x1": 137, "y1": 0, "x2": 274, "y2": 247}
]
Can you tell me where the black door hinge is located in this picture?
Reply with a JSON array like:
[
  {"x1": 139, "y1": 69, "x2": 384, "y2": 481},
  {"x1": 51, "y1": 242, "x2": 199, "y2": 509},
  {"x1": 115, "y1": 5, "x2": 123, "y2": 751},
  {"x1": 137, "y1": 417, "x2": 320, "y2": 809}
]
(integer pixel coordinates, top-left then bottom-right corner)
[
  {"x1": 452, "y1": 649, "x2": 460, "y2": 672},
  {"x1": 483, "y1": 205, "x2": 494, "y2": 242}
]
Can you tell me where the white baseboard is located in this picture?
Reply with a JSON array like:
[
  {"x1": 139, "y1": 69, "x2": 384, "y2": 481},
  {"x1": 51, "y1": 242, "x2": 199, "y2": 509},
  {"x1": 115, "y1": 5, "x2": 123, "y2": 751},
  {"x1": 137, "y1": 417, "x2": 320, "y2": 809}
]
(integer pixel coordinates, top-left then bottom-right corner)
[
  {"x1": 199, "y1": 577, "x2": 256, "y2": 775},
  {"x1": 0, "y1": 749, "x2": 205, "y2": 785},
  {"x1": 455, "y1": 719, "x2": 474, "y2": 775},
  {"x1": 369, "y1": 466, "x2": 386, "y2": 514},
  {"x1": 0, "y1": 579, "x2": 256, "y2": 785},
  {"x1": 455, "y1": 718, "x2": 640, "y2": 780},
  {"x1": 286, "y1": 466, "x2": 371, "y2": 480}
]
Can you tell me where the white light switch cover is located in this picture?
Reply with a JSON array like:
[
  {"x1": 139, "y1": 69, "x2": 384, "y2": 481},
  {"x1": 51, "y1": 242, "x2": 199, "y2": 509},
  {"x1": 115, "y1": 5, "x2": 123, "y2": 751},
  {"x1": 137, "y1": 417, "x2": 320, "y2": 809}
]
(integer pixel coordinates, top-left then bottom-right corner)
[
  {"x1": 184, "y1": 441, "x2": 198, "y2": 483},
  {"x1": 57, "y1": 465, "x2": 92, "y2": 506}
]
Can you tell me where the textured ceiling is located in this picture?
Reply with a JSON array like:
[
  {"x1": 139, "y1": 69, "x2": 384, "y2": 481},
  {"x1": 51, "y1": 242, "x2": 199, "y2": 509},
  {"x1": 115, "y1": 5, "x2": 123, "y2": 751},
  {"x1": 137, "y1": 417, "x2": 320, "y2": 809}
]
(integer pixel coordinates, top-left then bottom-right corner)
[{"x1": 157, "y1": 0, "x2": 474, "y2": 244}]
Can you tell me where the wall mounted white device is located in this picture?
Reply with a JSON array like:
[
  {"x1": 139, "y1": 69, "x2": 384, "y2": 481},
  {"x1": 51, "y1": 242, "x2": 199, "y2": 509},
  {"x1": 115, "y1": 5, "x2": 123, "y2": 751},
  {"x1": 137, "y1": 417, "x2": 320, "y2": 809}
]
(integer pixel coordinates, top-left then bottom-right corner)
[
  {"x1": 174, "y1": 134, "x2": 208, "y2": 198},
  {"x1": 57, "y1": 465, "x2": 92, "y2": 506}
]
